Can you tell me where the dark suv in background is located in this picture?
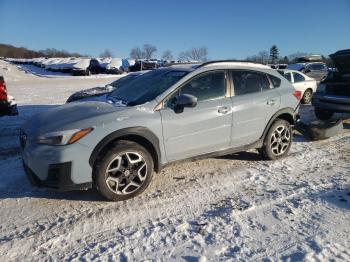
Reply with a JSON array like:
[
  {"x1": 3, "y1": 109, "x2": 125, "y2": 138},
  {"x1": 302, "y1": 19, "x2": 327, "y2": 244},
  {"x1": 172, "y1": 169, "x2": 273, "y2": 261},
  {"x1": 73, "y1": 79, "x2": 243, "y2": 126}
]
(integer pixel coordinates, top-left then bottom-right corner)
[{"x1": 312, "y1": 49, "x2": 350, "y2": 120}]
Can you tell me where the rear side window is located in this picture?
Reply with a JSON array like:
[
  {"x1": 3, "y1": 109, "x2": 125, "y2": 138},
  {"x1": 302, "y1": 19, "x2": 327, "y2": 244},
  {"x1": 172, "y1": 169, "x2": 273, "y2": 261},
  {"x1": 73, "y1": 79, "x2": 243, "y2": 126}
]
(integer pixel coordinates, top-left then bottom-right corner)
[
  {"x1": 269, "y1": 74, "x2": 282, "y2": 87},
  {"x1": 231, "y1": 70, "x2": 270, "y2": 95},
  {"x1": 179, "y1": 71, "x2": 226, "y2": 102},
  {"x1": 292, "y1": 72, "x2": 305, "y2": 83},
  {"x1": 283, "y1": 72, "x2": 292, "y2": 82}
]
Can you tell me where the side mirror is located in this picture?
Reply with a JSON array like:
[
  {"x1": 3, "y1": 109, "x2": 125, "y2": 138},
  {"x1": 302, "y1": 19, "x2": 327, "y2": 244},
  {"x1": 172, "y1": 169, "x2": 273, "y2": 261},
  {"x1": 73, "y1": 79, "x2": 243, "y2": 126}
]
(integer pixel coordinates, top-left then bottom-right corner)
[
  {"x1": 304, "y1": 68, "x2": 311, "y2": 73},
  {"x1": 174, "y1": 94, "x2": 197, "y2": 113}
]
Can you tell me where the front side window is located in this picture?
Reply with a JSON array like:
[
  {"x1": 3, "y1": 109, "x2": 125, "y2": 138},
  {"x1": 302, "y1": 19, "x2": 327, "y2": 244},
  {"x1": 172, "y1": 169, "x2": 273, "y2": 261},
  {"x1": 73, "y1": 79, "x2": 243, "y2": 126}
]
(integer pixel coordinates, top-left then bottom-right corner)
[
  {"x1": 293, "y1": 72, "x2": 305, "y2": 83},
  {"x1": 179, "y1": 71, "x2": 226, "y2": 102},
  {"x1": 231, "y1": 70, "x2": 269, "y2": 95}
]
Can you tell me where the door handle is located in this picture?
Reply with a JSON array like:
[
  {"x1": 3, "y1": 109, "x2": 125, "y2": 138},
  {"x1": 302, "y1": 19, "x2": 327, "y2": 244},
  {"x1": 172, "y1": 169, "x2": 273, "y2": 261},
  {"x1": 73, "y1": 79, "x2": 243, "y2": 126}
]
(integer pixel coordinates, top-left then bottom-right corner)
[
  {"x1": 267, "y1": 99, "x2": 276, "y2": 106},
  {"x1": 218, "y1": 106, "x2": 230, "y2": 114}
]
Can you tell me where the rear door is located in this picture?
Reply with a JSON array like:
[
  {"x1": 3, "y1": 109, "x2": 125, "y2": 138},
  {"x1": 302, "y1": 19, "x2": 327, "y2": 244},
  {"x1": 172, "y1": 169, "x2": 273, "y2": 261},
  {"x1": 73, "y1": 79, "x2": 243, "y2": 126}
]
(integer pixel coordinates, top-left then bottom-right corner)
[
  {"x1": 160, "y1": 70, "x2": 233, "y2": 161},
  {"x1": 230, "y1": 70, "x2": 280, "y2": 147}
]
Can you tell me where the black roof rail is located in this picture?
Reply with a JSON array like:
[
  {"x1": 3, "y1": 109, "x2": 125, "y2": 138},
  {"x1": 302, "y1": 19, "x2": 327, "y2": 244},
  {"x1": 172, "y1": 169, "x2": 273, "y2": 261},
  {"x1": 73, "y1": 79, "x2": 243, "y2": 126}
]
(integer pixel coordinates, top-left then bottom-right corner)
[{"x1": 197, "y1": 60, "x2": 265, "y2": 68}]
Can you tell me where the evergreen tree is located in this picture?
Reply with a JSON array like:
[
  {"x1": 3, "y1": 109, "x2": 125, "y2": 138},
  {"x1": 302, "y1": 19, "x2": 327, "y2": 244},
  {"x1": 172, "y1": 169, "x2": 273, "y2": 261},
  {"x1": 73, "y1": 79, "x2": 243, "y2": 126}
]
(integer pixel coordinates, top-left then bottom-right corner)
[{"x1": 269, "y1": 45, "x2": 279, "y2": 64}]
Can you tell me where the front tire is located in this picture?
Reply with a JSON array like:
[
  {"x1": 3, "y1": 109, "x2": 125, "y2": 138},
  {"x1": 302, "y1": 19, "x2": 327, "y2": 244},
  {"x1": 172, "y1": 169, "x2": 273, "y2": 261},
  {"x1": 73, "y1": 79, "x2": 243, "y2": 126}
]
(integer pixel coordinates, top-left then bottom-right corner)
[
  {"x1": 94, "y1": 141, "x2": 154, "y2": 201},
  {"x1": 260, "y1": 119, "x2": 292, "y2": 160},
  {"x1": 314, "y1": 107, "x2": 334, "y2": 120}
]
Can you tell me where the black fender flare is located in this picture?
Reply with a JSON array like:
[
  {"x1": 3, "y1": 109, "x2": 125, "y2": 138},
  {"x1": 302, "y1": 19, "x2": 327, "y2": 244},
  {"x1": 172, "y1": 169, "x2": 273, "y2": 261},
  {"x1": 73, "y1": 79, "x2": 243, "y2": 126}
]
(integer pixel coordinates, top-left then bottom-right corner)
[
  {"x1": 89, "y1": 127, "x2": 161, "y2": 172},
  {"x1": 260, "y1": 107, "x2": 297, "y2": 142}
]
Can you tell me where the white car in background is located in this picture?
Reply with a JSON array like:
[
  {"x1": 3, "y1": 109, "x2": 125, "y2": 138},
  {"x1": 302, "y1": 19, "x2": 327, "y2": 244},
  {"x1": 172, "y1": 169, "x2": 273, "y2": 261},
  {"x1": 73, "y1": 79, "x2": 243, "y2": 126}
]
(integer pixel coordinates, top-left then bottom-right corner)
[
  {"x1": 279, "y1": 69, "x2": 317, "y2": 104},
  {"x1": 105, "y1": 58, "x2": 131, "y2": 74}
]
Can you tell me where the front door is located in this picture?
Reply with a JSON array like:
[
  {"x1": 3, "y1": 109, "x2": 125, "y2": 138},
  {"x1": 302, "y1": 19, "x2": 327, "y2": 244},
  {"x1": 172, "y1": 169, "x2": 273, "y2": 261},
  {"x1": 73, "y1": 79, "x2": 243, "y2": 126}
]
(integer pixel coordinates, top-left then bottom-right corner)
[{"x1": 160, "y1": 70, "x2": 233, "y2": 161}]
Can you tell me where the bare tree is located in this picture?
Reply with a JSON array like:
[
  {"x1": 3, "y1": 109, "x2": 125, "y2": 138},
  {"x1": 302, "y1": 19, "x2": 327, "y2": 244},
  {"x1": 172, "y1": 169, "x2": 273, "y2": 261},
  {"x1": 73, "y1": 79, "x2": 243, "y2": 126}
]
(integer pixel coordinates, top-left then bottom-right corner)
[
  {"x1": 100, "y1": 49, "x2": 113, "y2": 58},
  {"x1": 143, "y1": 44, "x2": 157, "y2": 59},
  {"x1": 178, "y1": 47, "x2": 208, "y2": 61},
  {"x1": 257, "y1": 51, "x2": 269, "y2": 64},
  {"x1": 162, "y1": 50, "x2": 173, "y2": 61},
  {"x1": 130, "y1": 47, "x2": 144, "y2": 59}
]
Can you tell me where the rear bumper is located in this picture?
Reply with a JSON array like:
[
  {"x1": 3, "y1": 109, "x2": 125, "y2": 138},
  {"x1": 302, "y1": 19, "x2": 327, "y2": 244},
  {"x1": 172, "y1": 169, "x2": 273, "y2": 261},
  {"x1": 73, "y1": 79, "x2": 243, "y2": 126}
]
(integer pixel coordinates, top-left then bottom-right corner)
[{"x1": 312, "y1": 93, "x2": 350, "y2": 113}]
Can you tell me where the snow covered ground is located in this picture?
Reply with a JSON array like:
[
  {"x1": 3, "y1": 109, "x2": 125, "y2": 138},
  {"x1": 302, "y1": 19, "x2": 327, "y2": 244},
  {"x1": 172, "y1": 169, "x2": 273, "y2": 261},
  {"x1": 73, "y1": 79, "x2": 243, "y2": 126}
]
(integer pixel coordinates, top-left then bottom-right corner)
[{"x1": 0, "y1": 60, "x2": 349, "y2": 261}]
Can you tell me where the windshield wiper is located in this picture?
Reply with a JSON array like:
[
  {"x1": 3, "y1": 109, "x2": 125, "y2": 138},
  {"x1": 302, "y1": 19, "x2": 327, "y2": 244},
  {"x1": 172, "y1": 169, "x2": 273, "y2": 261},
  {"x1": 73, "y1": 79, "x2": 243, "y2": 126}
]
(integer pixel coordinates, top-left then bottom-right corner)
[{"x1": 107, "y1": 95, "x2": 128, "y2": 106}]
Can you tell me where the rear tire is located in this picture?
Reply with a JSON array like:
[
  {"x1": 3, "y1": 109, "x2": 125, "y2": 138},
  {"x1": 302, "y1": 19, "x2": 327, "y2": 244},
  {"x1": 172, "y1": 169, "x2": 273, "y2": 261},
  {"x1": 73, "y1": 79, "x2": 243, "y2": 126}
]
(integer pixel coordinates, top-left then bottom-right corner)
[
  {"x1": 314, "y1": 107, "x2": 334, "y2": 120},
  {"x1": 259, "y1": 119, "x2": 292, "y2": 160},
  {"x1": 302, "y1": 89, "x2": 313, "y2": 104},
  {"x1": 94, "y1": 140, "x2": 154, "y2": 201}
]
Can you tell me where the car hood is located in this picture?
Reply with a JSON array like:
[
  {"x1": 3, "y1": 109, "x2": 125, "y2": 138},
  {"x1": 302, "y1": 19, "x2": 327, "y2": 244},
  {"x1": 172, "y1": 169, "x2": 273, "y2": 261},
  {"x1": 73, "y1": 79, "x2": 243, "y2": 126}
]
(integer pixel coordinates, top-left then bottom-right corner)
[
  {"x1": 330, "y1": 49, "x2": 350, "y2": 74},
  {"x1": 22, "y1": 101, "x2": 126, "y2": 136},
  {"x1": 67, "y1": 86, "x2": 115, "y2": 102}
]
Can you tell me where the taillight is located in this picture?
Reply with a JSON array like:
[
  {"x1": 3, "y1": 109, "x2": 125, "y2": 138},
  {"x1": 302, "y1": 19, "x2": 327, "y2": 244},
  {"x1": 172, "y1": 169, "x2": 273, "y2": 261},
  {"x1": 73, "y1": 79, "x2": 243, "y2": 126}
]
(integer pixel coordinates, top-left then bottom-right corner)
[
  {"x1": 0, "y1": 80, "x2": 8, "y2": 101},
  {"x1": 292, "y1": 90, "x2": 302, "y2": 101}
]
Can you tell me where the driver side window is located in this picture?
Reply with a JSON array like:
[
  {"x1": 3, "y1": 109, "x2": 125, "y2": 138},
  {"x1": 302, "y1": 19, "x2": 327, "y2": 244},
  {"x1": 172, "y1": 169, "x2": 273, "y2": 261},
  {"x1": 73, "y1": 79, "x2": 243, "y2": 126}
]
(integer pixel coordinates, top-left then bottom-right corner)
[
  {"x1": 180, "y1": 71, "x2": 226, "y2": 102},
  {"x1": 166, "y1": 70, "x2": 226, "y2": 108}
]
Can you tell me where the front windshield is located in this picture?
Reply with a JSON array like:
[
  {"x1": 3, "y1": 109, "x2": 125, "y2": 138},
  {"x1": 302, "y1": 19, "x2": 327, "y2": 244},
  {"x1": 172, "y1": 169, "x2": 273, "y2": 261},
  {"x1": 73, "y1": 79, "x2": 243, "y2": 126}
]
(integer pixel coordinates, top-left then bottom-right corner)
[
  {"x1": 109, "y1": 74, "x2": 139, "y2": 88},
  {"x1": 108, "y1": 69, "x2": 188, "y2": 105}
]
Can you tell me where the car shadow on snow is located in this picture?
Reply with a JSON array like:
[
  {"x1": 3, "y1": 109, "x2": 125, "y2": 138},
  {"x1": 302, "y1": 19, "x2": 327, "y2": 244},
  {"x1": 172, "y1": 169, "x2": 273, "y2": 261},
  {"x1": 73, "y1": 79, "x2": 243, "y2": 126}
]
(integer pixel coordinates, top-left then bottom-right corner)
[{"x1": 317, "y1": 186, "x2": 350, "y2": 211}]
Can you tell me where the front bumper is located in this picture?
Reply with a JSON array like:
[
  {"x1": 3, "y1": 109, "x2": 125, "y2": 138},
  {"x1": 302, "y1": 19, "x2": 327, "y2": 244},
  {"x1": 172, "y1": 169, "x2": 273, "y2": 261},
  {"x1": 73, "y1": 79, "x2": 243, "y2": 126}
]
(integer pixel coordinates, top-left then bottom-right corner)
[
  {"x1": 312, "y1": 93, "x2": 350, "y2": 113},
  {"x1": 72, "y1": 69, "x2": 87, "y2": 76},
  {"x1": 21, "y1": 134, "x2": 93, "y2": 191},
  {"x1": 23, "y1": 161, "x2": 91, "y2": 191}
]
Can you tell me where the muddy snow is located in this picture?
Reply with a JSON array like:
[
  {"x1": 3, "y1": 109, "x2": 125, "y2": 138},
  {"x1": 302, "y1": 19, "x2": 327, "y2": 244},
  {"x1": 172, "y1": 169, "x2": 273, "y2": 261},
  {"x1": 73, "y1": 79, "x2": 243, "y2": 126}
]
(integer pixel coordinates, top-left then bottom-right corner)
[{"x1": 0, "y1": 60, "x2": 349, "y2": 261}]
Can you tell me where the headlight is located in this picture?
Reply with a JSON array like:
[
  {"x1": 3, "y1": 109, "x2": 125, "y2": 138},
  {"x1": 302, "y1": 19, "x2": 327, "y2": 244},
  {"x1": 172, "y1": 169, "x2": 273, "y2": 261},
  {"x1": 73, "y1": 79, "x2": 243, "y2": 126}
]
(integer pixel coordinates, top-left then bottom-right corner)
[{"x1": 36, "y1": 128, "x2": 93, "y2": 146}]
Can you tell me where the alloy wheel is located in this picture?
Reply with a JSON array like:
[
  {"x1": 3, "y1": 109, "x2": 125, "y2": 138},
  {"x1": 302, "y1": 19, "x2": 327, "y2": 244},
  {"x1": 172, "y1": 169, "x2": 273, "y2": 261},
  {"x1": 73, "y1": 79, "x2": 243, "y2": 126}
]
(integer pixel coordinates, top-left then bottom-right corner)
[
  {"x1": 105, "y1": 152, "x2": 147, "y2": 195},
  {"x1": 270, "y1": 125, "x2": 291, "y2": 156}
]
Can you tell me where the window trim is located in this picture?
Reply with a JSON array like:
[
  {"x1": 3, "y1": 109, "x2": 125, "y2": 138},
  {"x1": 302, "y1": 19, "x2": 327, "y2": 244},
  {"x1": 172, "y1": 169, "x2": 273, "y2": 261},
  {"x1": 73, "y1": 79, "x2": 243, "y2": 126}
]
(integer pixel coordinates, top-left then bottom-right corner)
[{"x1": 159, "y1": 69, "x2": 230, "y2": 110}]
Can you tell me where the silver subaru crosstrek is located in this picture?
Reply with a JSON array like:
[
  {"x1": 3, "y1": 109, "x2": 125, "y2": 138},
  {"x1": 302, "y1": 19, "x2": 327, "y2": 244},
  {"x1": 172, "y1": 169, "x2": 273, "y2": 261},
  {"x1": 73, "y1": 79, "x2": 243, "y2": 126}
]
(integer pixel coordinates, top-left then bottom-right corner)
[{"x1": 20, "y1": 61, "x2": 301, "y2": 201}]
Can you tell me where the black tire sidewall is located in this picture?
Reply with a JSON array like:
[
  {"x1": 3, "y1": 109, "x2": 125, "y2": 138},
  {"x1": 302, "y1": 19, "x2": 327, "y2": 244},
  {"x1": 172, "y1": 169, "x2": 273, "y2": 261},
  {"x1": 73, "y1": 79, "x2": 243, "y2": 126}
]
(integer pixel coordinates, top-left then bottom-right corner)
[
  {"x1": 261, "y1": 119, "x2": 292, "y2": 160},
  {"x1": 94, "y1": 141, "x2": 154, "y2": 201}
]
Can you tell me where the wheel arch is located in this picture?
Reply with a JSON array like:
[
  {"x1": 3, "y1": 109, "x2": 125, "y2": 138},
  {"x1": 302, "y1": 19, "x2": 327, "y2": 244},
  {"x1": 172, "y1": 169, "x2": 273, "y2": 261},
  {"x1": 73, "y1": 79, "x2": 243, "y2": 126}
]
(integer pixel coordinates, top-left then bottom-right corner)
[
  {"x1": 260, "y1": 107, "x2": 296, "y2": 142},
  {"x1": 89, "y1": 127, "x2": 161, "y2": 173}
]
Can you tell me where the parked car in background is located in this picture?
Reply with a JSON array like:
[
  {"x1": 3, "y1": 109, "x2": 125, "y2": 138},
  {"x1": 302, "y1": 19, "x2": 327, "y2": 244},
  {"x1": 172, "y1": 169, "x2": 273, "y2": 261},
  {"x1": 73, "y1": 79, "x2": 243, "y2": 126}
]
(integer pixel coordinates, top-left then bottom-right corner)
[
  {"x1": 72, "y1": 58, "x2": 101, "y2": 75},
  {"x1": 312, "y1": 49, "x2": 350, "y2": 120},
  {"x1": 0, "y1": 76, "x2": 18, "y2": 117},
  {"x1": 66, "y1": 71, "x2": 148, "y2": 102},
  {"x1": 21, "y1": 61, "x2": 300, "y2": 201},
  {"x1": 105, "y1": 58, "x2": 130, "y2": 74},
  {"x1": 288, "y1": 57, "x2": 328, "y2": 83},
  {"x1": 279, "y1": 69, "x2": 317, "y2": 104},
  {"x1": 98, "y1": 57, "x2": 112, "y2": 73}
]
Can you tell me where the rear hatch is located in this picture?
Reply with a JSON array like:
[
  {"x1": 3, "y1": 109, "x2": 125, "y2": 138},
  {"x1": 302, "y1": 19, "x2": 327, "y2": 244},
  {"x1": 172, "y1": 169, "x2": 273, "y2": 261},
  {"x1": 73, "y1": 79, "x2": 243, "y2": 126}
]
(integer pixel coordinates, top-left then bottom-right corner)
[{"x1": 326, "y1": 49, "x2": 350, "y2": 96}]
